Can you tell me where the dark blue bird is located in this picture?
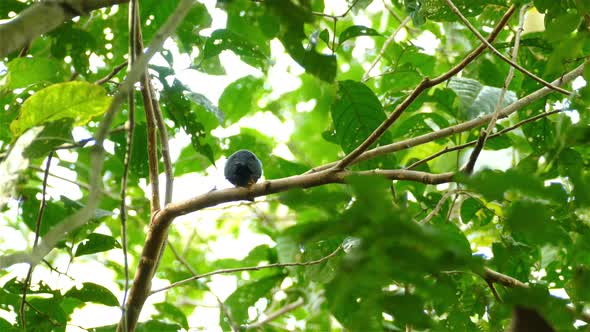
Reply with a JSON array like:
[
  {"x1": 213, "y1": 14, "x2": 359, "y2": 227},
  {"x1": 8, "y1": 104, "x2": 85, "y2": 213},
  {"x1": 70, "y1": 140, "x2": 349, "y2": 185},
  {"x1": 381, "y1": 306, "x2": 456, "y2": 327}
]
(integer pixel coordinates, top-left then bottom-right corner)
[{"x1": 224, "y1": 150, "x2": 263, "y2": 187}]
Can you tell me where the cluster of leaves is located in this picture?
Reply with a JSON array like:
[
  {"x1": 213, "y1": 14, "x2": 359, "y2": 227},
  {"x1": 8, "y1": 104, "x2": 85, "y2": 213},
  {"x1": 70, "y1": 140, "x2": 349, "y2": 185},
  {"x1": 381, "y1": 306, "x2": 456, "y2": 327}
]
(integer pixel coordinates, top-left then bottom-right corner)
[{"x1": 0, "y1": 0, "x2": 589, "y2": 331}]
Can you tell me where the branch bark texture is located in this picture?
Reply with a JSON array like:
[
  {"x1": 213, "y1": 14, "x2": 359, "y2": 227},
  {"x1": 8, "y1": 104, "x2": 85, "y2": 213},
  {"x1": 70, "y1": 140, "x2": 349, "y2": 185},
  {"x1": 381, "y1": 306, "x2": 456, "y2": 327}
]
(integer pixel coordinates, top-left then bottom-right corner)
[{"x1": 0, "y1": 0, "x2": 128, "y2": 57}]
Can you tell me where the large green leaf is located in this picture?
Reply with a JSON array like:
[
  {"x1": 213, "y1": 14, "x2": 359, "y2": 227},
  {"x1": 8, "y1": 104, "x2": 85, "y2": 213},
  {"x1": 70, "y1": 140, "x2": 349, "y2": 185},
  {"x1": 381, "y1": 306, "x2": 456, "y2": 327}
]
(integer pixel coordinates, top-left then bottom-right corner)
[
  {"x1": 64, "y1": 282, "x2": 119, "y2": 307},
  {"x1": 331, "y1": 80, "x2": 392, "y2": 160},
  {"x1": 222, "y1": 273, "x2": 285, "y2": 328},
  {"x1": 338, "y1": 25, "x2": 381, "y2": 46},
  {"x1": 218, "y1": 75, "x2": 263, "y2": 124},
  {"x1": 74, "y1": 233, "x2": 122, "y2": 257},
  {"x1": 10, "y1": 81, "x2": 111, "y2": 138},
  {"x1": 2, "y1": 57, "x2": 66, "y2": 90}
]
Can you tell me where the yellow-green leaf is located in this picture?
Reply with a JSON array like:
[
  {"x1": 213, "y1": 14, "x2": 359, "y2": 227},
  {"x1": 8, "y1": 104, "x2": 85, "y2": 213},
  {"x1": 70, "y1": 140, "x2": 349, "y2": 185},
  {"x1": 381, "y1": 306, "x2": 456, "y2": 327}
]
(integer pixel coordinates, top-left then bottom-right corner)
[{"x1": 10, "y1": 81, "x2": 111, "y2": 138}]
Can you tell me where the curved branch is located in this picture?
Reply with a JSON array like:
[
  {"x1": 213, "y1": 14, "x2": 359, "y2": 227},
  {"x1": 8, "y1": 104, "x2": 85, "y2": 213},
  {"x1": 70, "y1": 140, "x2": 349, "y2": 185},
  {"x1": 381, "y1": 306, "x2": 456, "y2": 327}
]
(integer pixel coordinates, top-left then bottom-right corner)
[
  {"x1": 0, "y1": 0, "x2": 129, "y2": 57},
  {"x1": 122, "y1": 168, "x2": 454, "y2": 331}
]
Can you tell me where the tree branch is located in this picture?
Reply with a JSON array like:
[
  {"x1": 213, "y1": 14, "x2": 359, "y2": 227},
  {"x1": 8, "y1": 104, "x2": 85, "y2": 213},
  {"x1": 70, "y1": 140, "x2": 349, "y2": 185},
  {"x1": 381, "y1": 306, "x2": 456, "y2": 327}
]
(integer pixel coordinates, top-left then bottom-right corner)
[
  {"x1": 95, "y1": 61, "x2": 128, "y2": 85},
  {"x1": 331, "y1": 5, "x2": 516, "y2": 171},
  {"x1": 0, "y1": 0, "x2": 129, "y2": 57},
  {"x1": 122, "y1": 167, "x2": 453, "y2": 331},
  {"x1": 444, "y1": 0, "x2": 571, "y2": 96},
  {"x1": 311, "y1": 62, "x2": 586, "y2": 173},
  {"x1": 406, "y1": 109, "x2": 564, "y2": 170},
  {"x1": 463, "y1": 3, "x2": 529, "y2": 174}
]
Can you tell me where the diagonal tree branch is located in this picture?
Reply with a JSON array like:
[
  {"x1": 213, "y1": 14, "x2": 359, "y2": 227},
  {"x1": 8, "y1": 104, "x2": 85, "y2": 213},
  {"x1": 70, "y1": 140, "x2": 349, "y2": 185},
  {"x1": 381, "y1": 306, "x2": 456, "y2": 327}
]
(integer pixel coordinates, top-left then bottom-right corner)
[
  {"x1": 444, "y1": 0, "x2": 571, "y2": 96},
  {"x1": 406, "y1": 109, "x2": 565, "y2": 170},
  {"x1": 121, "y1": 167, "x2": 454, "y2": 332},
  {"x1": 311, "y1": 61, "x2": 586, "y2": 173},
  {"x1": 0, "y1": 0, "x2": 129, "y2": 57},
  {"x1": 332, "y1": 5, "x2": 516, "y2": 171}
]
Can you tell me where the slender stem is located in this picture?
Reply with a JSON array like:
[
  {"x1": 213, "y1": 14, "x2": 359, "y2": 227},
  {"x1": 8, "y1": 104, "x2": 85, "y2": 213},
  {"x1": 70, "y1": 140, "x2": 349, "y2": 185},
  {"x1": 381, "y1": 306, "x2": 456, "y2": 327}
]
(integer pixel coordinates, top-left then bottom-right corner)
[
  {"x1": 151, "y1": 245, "x2": 343, "y2": 295},
  {"x1": 444, "y1": 0, "x2": 570, "y2": 95},
  {"x1": 20, "y1": 152, "x2": 53, "y2": 329},
  {"x1": 118, "y1": 1, "x2": 138, "y2": 330},
  {"x1": 362, "y1": 16, "x2": 411, "y2": 82},
  {"x1": 406, "y1": 109, "x2": 564, "y2": 170},
  {"x1": 463, "y1": 3, "x2": 530, "y2": 174},
  {"x1": 95, "y1": 61, "x2": 128, "y2": 85}
]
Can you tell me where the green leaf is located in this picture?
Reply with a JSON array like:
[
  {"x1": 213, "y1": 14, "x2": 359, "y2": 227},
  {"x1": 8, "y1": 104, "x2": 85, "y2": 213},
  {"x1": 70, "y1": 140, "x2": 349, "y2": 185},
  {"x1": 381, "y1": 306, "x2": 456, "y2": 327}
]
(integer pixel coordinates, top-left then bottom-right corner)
[
  {"x1": 64, "y1": 282, "x2": 119, "y2": 307},
  {"x1": 506, "y1": 200, "x2": 568, "y2": 245},
  {"x1": 185, "y1": 91, "x2": 225, "y2": 124},
  {"x1": 338, "y1": 25, "x2": 381, "y2": 46},
  {"x1": 392, "y1": 112, "x2": 449, "y2": 139},
  {"x1": 266, "y1": 1, "x2": 337, "y2": 82},
  {"x1": 382, "y1": 294, "x2": 432, "y2": 329},
  {"x1": 218, "y1": 75, "x2": 263, "y2": 124},
  {"x1": 463, "y1": 169, "x2": 567, "y2": 204},
  {"x1": 203, "y1": 29, "x2": 269, "y2": 70},
  {"x1": 176, "y1": 2, "x2": 212, "y2": 52},
  {"x1": 25, "y1": 297, "x2": 68, "y2": 331},
  {"x1": 222, "y1": 274, "x2": 285, "y2": 327},
  {"x1": 23, "y1": 118, "x2": 74, "y2": 159},
  {"x1": 2, "y1": 57, "x2": 66, "y2": 90},
  {"x1": 161, "y1": 81, "x2": 219, "y2": 165},
  {"x1": 113, "y1": 121, "x2": 149, "y2": 179},
  {"x1": 448, "y1": 77, "x2": 517, "y2": 120},
  {"x1": 136, "y1": 320, "x2": 182, "y2": 332},
  {"x1": 10, "y1": 81, "x2": 111, "y2": 138},
  {"x1": 331, "y1": 80, "x2": 391, "y2": 154},
  {"x1": 74, "y1": 233, "x2": 122, "y2": 257},
  {"x1": 153, "y1": 302, "x2": 189, "y2": 330},
  {"x1": 460, "y1": 197, "x2": 481, "y2": 224}
]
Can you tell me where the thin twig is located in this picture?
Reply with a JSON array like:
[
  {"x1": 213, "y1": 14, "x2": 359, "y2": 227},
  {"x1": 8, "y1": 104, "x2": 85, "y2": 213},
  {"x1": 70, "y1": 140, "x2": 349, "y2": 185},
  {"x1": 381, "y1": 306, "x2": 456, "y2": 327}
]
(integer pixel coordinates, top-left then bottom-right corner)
[
  {"x1": 331, "y1": 5, "x2": 516, "y2": 171},
  {"x1": 463, "y1": 3, "x2": 530, "y2": 174},
  {"x1": 243, "y1": 298, "x2": 305, "y2": 330},
  {"x1": 418, "y1": 190, "x2": 453, "y2": 224},
  {"x1": 311, "y1": 0, "x2": 360, "y2": 19},
  {"x1": 444, "y1": 0, "x2": 570, "y2": 96},
  {"x1": 150, "y1": 245, "x2": 343, "y2": 295},
  {"x1": 119, "y1": 1, "x2": 138, "y2": 330},
  {"x1": 42, "y1": 259, "x2": 74, "y2": 280},
  {"x1": 362, "y1": 16, "x2": 411, "y2": 82},
  {"x1": 95, "y1": 61, "x2": 129, "y2": 85},
  {"x1": 20, "y1": 152, "x2": 53, "y2": 329},
  {"x1": 406, "y1": 109, "x2": 564, "y2": 170}
]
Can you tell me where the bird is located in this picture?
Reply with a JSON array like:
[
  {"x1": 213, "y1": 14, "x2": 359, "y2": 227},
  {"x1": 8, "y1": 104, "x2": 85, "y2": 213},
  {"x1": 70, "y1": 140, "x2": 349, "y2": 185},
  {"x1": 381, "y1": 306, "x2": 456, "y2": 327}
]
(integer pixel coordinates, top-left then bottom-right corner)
[{"x1": 224, "y1": 149, "x2": 263, "y2": 188}]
